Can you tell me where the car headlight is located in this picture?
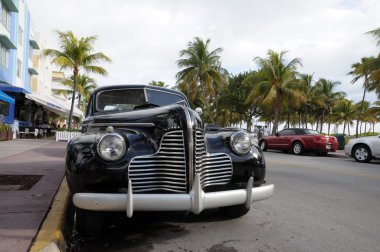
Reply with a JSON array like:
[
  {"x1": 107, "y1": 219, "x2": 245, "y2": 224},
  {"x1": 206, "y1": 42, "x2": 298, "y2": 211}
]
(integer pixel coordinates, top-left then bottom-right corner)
[
  {"x1": 230, "y1": 131, "x2": 252, "y2": 155},
  {"x1": 97, "y1": 133, "x2": 126, "y2": 161}
]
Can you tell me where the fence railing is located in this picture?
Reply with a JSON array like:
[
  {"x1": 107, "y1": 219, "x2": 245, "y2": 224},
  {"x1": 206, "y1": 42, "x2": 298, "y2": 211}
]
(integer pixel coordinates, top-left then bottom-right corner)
[{"x1": 55, "y1": 131, "x2": 82, "y2": 142}]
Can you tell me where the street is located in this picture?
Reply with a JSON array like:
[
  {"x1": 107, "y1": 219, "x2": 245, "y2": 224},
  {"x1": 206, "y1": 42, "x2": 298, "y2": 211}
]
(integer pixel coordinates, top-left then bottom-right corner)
[{"x1": 68, "y1": 151, "x2": 380, "y2": 252}]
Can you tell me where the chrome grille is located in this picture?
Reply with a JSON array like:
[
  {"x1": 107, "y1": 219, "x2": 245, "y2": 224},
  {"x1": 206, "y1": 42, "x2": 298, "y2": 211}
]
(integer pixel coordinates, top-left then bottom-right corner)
[
  {"x1": 195, "y1": 129, "x2": 233, "y2": 188},
  {"x1": 128, "y1": 130, "x2": 187, "y2": 193}
]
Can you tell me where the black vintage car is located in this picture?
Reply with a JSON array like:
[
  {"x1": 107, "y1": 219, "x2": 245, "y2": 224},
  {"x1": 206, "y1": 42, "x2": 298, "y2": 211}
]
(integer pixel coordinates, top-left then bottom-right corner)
[{"x1": 66, "y1": 84, "x2": 274, "y2": 236}]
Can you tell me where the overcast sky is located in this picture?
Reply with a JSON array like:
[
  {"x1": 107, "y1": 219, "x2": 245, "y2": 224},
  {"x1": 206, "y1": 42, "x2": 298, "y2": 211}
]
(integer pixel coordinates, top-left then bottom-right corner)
[{"x1": 27, "y1": 0, "x2": 380, "y2": 103}]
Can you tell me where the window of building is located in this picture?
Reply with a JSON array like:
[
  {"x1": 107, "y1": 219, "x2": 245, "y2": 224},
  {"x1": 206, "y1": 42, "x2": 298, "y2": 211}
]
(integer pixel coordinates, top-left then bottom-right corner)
[
  {"x1": 18, "y1": 26, "x2": 23, "y2": 45},
  {"x1": 0, "y1": 43, "x2": 9, "y2": 67},
  {"x1": 0, "y1": 2, "x2": 10, "y2": 31},
  {"x1": 17, "y1": 59, "x2": 22, "y2": 78}
]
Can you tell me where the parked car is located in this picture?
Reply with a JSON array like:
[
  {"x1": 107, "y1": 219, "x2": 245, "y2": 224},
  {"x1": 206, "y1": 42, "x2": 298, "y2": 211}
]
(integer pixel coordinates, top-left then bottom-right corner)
[
  {"x1": 66, "y1": 84, "x2": 274, "y2": 236},
  {"x1": 344, "y1": 135, "x2": 380, "y2": 162},
  {"x1": 259, "y1": 128, "x2": 338, "y2": 155}
]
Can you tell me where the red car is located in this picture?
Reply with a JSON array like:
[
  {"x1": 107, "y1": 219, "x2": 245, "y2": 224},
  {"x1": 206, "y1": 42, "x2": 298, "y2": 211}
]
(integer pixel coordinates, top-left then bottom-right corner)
[{"x1": 259, "y1": 128, "x2": 338, "y2": 155}]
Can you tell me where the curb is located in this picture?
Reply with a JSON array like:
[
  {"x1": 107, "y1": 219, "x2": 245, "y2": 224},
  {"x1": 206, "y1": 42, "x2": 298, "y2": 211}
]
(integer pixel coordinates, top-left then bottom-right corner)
[{"x1": 29, "y1": 178, "x2": 69, "y2": 252}]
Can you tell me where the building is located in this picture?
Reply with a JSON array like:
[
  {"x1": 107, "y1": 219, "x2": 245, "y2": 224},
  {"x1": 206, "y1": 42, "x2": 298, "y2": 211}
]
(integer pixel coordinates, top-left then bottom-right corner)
[{"x1": 0, "y1": 0, "x2": 82, "y2": 137}]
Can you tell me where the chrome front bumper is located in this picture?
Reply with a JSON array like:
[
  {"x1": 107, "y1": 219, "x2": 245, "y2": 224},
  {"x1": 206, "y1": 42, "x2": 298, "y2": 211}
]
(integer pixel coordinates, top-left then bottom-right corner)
[{"x1": 73, "y1": 174, "x2": 274, "y2": 217}]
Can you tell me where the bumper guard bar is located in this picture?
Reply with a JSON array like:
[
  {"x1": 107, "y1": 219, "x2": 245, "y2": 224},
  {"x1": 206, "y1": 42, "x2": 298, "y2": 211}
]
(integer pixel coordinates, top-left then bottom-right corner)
[{"x1": 73, "y1": 174, "x2": 274, "y2": 218}]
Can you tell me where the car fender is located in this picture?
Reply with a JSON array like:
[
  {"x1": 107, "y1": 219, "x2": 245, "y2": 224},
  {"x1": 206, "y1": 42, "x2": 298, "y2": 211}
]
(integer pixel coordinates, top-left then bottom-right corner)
[
  {"x1": 205, "y1": 130, "x2": 266, "y2": 183},
  {"x1": 350, "y1": 140, "x2": 376, "y2": 157},
  {"x1": 290, "y1": 137, "x2": 306, "y2": 149}
]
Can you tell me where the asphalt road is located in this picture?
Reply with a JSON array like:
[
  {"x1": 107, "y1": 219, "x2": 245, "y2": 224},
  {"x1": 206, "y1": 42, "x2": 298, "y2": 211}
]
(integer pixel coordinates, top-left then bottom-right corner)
[{"x1": 68, "y1": 151, "x2": 380, "y2": 252}]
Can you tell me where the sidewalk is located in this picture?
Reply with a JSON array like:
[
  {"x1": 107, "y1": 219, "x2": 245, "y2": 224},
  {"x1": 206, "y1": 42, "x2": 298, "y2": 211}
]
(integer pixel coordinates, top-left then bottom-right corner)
[{"x1": 0, "y1": 139, "x2": 67, "y2": 252}]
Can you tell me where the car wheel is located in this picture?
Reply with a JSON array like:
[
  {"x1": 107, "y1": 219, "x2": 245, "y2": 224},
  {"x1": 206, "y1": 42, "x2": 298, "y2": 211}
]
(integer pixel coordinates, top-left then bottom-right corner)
[
  {"x1": 353, "y1": 145, "x2": 372, "y2": 163},
  {"x1": 260, "y1": 141, "x2": 267, "y2": 151},
  {"x1": 292, "y1": 142, "x2": 304, "y2": 155},
  {"x1": 219, "y1": 204, "x2": 250, "y2": 218},
  {"x1": 75, "y1": 208, "x2": 103, "y2": 237}
]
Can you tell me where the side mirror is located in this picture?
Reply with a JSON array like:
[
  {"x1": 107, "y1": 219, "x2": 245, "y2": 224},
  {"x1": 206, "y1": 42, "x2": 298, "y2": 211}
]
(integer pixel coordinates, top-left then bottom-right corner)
[
  {"x1": 195, "y1": 107, "x2": 203, "y2": 115},
  {"x1": 275, "y1": 133, "x2": 279, "y2": 137}
]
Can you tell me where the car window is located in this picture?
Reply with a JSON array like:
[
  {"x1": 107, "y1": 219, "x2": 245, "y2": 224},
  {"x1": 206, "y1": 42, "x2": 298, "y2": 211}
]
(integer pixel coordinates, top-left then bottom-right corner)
[
  {"x1": 96, "y1": 89, "x2": 146, "y2": 112},
  {"x1": 146, "y1": 89, "x2": 186, "y2": 107},
  {"x1": 279, "y1": 129, "x2": 295, "y2": 136},
  {"x1": 304, "y1": 129, "x2": 320, "y2": 135}
]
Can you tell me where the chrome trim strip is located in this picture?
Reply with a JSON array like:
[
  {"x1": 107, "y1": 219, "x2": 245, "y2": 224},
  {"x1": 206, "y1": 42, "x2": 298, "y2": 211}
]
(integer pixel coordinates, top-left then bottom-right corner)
[
  {"x1": 128, "y1": 130, "x2": 187, "y2": 193},
  {"x1": 73, "y1": 176, "x2": 275, "y2": 216},
  {"x1": 89, "y1": 122, "x2": 155, "y2": 127},
  {"x1": 183, "y1": 105, "x2": 194, "y2": 189}
]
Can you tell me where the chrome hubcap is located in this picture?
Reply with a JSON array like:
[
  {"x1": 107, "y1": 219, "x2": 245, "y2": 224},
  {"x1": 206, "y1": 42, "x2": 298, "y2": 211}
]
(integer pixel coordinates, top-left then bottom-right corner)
[
  {"x1": 355, "y1": 148, "x2": 368, "y2": 160},
  {"x1": 294, "y1": 144, "x2": 301, "y2": 154}
]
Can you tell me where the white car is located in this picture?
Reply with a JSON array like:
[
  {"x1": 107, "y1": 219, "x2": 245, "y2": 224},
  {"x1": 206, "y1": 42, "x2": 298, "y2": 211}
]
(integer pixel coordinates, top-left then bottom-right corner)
[{"x1": 344, "y1": 136, "x2": 380, "y2": 162}]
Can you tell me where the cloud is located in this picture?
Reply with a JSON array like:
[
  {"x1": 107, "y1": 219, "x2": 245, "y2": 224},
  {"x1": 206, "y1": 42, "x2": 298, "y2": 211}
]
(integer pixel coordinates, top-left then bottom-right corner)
[{"x1": 27, "y1": 0, "x2": 380, "y2": 102}]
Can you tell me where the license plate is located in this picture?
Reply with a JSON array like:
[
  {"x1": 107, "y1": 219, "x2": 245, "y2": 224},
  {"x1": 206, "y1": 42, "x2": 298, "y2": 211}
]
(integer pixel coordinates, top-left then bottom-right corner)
[{"x1": 326, "y1": 144, "x2": 331, "y2": 150}]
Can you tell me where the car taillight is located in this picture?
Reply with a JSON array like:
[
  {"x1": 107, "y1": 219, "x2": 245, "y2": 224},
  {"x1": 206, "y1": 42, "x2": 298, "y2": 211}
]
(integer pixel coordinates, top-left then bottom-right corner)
[{"x1": 313, "y1": 136, "x2": 326, "y2": 143}]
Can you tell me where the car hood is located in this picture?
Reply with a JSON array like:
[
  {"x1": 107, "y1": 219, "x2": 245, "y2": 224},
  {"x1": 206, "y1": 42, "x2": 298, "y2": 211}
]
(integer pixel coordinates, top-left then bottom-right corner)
[{"x1": 350, "y1": 136, "x2": 380, "y2": 142}]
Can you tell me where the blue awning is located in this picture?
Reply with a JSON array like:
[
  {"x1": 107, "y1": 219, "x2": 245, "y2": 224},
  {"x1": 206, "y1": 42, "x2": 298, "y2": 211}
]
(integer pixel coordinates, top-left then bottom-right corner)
[
  {"x1": 0, "y1": 90, "x2": 15, "y2": 104},
  {"x1": 0, "y1": 82, "x2": 29, "y2": 94}
]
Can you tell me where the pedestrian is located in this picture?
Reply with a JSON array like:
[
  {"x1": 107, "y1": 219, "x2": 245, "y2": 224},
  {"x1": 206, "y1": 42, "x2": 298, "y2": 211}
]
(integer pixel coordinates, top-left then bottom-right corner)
[{"x1": 263, "y1": 125, "x2": 270, "y2": 136}]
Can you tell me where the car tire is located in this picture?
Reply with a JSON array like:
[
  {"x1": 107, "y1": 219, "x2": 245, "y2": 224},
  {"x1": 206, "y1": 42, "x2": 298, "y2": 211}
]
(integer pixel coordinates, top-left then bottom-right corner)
[
  {"x1": 352, "y1": 145, "x2": 372, "y2": 163},
  {"x1": 76, "y1": 208, "x2": 103, "y2": 237},
  {"x1": 292, "y1": 142, "x2": 304, "y2": 155},
  {"x1": 219, "y1": 204, "x2": 250, "y2": 218},
  {"x1": 260, "y1": 141, "x2": 267, "y2": 151}
]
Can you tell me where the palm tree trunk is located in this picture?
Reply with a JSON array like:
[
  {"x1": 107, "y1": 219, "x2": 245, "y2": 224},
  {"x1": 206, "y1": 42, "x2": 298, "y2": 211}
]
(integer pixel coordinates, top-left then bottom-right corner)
[
  {"x1": 348, "y1": 123, "x2": 351, "y2": 135},
  {"x1": 287, "y1": 110, "x2": 290, "y2": 128},
  {"x1": 343, "y1": 122, "x2": 346, "y2": 135},
  {"x1": 67, "y1": 68, "x2": 78, "y2": 130},
  {"x1": 304, "y1": 108, "x2": 308, "y2": 128},
  {"x1": 320, "y1": 108, "x2": 326, "y2": 133},
  {"x1": 373, "y1": 123, "x2": 375, "y2": 134},
  {"x1": 360, "y1": 121, "x2": 362, "y2": 135},
  {"x1": 328, "y1": 115, "x2": 331, "y2": 135},
  {"x1": 77, "y1": 94, "x2": 82, "y2": 109},
  {"x1": 356, "y1": 78, "x2": 367, "y2": 137},
  {"x1": 272, "y1": 96, "x2": 280, "y2": 135}
]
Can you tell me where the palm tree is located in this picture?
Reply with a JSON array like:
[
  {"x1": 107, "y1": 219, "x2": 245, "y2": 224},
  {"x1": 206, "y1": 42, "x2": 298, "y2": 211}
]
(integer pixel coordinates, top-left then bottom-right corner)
[
  {"x1": 366, "y1": 28, "x2": 380, "y2": 46},
  {"x1": 349, "y1": 57, "x2": 374, "y2": 137},
  {"x1": 43, "y1": 30, "x2": 111, "y2": 129},
  {"x1": 365, "y1": 28, "x2": 380, "y2": 96},
  {"x1": 149, "y1": 81, "x2": 168, "y2": 88},
  {"x1": 313, "y1": 79, "x2": 345, "y2": 133},
  {"x1": 55, "y1": 74, "x2": 97, "y2": 111},
  {"x1": 176, "y1": 37, "x2": 227, "y2": 121},
  {"x1": 245, "y1": 50, "x2": 304, "y2": 134},
  {"x1": 334, "y1": 99, "x2": 356, "y2": 135},
  {"x1": 298, "y1": 73, "x2": 318, "y2": 128}
]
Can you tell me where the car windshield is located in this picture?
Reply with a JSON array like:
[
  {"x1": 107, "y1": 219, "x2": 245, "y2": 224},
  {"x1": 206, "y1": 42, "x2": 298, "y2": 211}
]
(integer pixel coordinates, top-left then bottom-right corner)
[
  {"x1": 304, "y1": 129, "x2": 321, "y2": 135},
  {"x1": 96, "y1": 88, "x2": 186, "y2": 112}
]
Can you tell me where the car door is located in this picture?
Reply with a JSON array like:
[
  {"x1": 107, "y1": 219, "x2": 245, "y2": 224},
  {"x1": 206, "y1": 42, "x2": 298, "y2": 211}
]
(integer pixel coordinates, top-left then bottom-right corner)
[
  {"x1": 282, "y1": 129, "x2": 296, "y2": 149},
  {"x1": 272, "y1": 129, "x2": 291, "y2": 149},
  {"x1": 276, "y1": 129, "x2": 296, "y2": 149}
]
